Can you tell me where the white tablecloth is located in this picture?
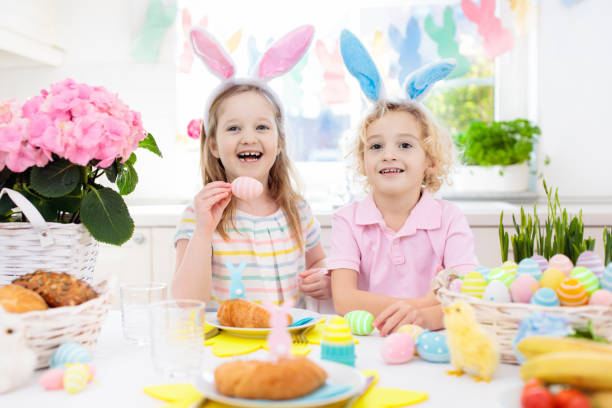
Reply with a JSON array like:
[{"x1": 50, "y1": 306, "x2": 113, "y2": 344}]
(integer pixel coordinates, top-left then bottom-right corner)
[{"x1": 3, "y1": 311, "x2": 522, "y2": 407}]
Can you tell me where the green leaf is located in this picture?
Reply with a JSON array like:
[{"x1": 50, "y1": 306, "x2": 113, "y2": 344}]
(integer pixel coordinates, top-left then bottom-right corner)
[
  {"x1": 138, "y1": 133, "x2": 162, "y2": 157},
  {"x1": 117, "y1": 160, "x2": 139, "y2": 195},
  {"x1": 47, "y1": 185, "x2": 83, "y2": 215},
  {"x1": 30, "y1": 159, "x2": 81, "y2": 198},
  {"x1": 80, "y1": 187, "x2": 134, "y2": 245},
  {"x1": 105, "y1": 161, "x2": 119, "y2": 183},
  {"x1": 18, "y1": 188, "x2": 57, "y2": 222},
  {"x1": 0, "y1": 167, "x2": 11, "y2": 189},
  {"x1": 0, "y1": 194, "x2": 14, "y2": 215}
]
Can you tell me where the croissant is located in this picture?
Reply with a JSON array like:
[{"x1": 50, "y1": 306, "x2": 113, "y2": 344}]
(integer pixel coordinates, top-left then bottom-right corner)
[{"x1": 217, "y1": 298, "x2": 292, "y2": 328}]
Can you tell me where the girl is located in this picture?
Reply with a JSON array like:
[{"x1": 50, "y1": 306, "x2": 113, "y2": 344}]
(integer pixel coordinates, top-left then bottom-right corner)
[
  {"x1": 329, "y1": 30, "x2": 477, "y2": 334},
  {"x1": 173, "y1": 26, "x2": 330, "y2": 309}
]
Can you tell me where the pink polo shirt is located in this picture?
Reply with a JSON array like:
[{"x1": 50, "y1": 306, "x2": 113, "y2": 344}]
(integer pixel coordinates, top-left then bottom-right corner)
[{"x1": 328, "y1": 191, "x2": 477, "y2": 298}]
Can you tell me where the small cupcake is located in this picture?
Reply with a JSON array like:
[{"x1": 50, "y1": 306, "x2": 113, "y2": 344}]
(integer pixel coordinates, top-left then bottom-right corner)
[{"x1": 320, "y1": 317, "x2": 356, "y2": 367}]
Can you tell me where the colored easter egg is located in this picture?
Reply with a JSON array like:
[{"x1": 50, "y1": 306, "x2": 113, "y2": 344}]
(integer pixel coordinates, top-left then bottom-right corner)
[
  {"x1": 415, "y1": 330, "x2": 450, "y2": 363},
  {"x1": 397, "y1": 324, "x2": 424, "y2": 341},
  {"x1": 63, "y1": 363, "x2": 91, "y2": 394},
  {"x1": 589, "y1": 289, "x2": 612, "y2": 306},
  {"x1": 530, "y1": 254, "x2": 549, "y2": 273},
  {"x1": 530, "y1": 287, "x2": 560, "y2": 307},
  {"x1": 344, "y1": 310, "x2": 374, "y2": 336},
  {"x1": 540, "y1": 268, "x2": 566, "y2": 291},
  {"x1": 570, "y1": 266, "x2": 600, "y2": 295},
  {"x1": 381, "y1": 332, "x2": 415, "y2": 364},
  {"x1": 49, "y1": 342, "x2": 91, "y2": 369},
  {"x1": 449, "y1": 278, "x2": 462, "y2": 293},
  {"x1": 488, "y1": 267, "x2": 515, "y2": 288},
  {"x1": 557, "y1": 277, "x2": 588, "y2": 307},
  {"x1": 461, "y1": 272, "x2": 487, "y2": 298},
  {"x1": 321, "y1": 317, "x2": 356, "y2": 367},
  {"x1": 576, "y1": 251, "x2": 605, "y2": 279},
  {"x1": 231, "y1": 176, "x2": 263, "y2": 200},
  {"x1": 602, "y1": 263, "x2": 612, "y2": 292},
  {"x1": 474, "y1": 265, "x2": 491, "y2": 281},
  {"x1": 510, "y1": 274, "x2": 540, "y2": 303},
  {"x1": 40, "y1": 368, "x2": 65, "y2": 391},
  {"x1": 482, "y1": 280, "x2": 511, "y2": 303},
  {"x1": 502, "y1": 261, "x2": 518, "y2": 277},
  {"x1": 549, "y1": 254, "x2": 573, "y2": 276},
  {"x1": 517, "y1": 258, "x2": 542, "y2": 281}
]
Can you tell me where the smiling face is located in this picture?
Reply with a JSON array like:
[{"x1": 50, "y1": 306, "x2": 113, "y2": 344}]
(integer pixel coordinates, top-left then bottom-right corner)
[
  {"x1": 363, "y1": 110, "x2": 433, "y2": 197},
  {"x1": 210, "y1": 90, "x2": 279, "y2": 186}
]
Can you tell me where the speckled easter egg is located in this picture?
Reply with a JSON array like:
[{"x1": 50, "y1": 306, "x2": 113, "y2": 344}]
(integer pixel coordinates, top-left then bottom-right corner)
[
  {"x1": 540, "y1": 268, "x2": 566, "y2": 292},
  {"x1": 380, "y1": 332, "x2": 415, "y2": 364},
  {"x1": 517, "y1": 258, "x2": 542, "y2": 281},
  {"x1": 589, "y1": 289, "x2": 612, "y2": 306},
  {"x1": 530, "y1": 254, "x2": 549, "y2": 273},
  {"x1": 49, "y1": 342, "x2": 91, "y2": 369},
  {"x1": 488, "y1": 267, "x2": 515, "y2": 288},
  {"x1": 510, "y1": 274, "x2": 540, "y2": 303},
  {"x1": 570, "y1": 266, "x2": 600, "y2": 295},
  {"x1": 397, "y1": 324, "x2": 424, "y2": 341},
  {"x1": 482, "y1": 280, "x2": 511, "y2": 303},
  {"x1": 231, "y1": 176, "x2": 263, "y2": 200},
  {"x1": 460, "y1": 272, "x2": 487, "y2": 298},
  {"x1": 557, "y1": 277, "x2": 588, "y2": 307},
  {"x1": 576, "y1": 251, "x2": 605, "y2": 279},
  {"x1": 449, "y1": 278, "x2": 462, "y2": 293},
  {"x1": 415, "y1": 330, "x2": 450, "y2": 363},
  {"x1": 63, "y1": 363, "x2": 91, "y2": 394},
  {"x1": 549, "y1": 254, "x2": 573, "y2": 276},
  {"x1": 474, "y1": 265, "x2": 491, "y2": 281},
  {"x1": 530, "y1": 287, "x2": 560, "y2": 307},
  {"x1": 602, "y1": 263, "x2": 612, "y2": 292},
  {"x1": 502, "y1": 261, "x2": 518, "y2": 277},
  {"x1": 344, "y1": 310, "x2": 374, "y2": 336}
]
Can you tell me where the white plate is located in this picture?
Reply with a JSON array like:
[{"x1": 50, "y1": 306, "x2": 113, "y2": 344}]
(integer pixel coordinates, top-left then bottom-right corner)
[
  {"x1": 195, "y1": 359, "x2": 366, "y2": 408},
  {"x1": 206, "y1": 308, "x2": 323, "y2": 338}
]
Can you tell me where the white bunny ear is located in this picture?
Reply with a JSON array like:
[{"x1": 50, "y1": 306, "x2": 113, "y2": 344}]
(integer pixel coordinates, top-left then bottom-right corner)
[
  {"x1": 254, "y1": 25, "x2": 314, "y2": 81},
  {"x1": 190, "y1": 26, "x2": 236, "y2": 80}
]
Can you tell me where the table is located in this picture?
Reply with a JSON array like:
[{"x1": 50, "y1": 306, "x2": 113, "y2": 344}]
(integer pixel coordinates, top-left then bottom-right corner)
[{"x1": 3, "y1": 311, "x2": 522, "y2": 407}]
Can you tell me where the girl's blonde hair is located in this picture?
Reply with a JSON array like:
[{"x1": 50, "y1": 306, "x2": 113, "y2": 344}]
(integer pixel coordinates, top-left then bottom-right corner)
[
  {"x1": 200, "y1": 83, "x2": 304, "y2": 250},
  {"x1": 351, "y1": 101, "x2": 453, "y2": 192}
]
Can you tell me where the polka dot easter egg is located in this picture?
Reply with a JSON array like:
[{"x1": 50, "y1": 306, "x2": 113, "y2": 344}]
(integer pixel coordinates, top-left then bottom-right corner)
[
  {"x1": 557, "y1": 277, "x2": 588, "y2": 307},
  {"x1": 461, "y1": 272, "x2": 487, "y2": 298},
  {"x1": 482, "y1": 280, "x2": 511, "y2": 303},
  {"x1": 601, "y1": 263, "x2": 612, "y2": 292},
  {"x1": 381, "y1": 332, "x2": 415, "y2": 364},
  {"x1": 502, "y1": 261, "x2": 518, "y2": 277},
  {"x1": 49, "y1": 342, "x2": 91, "y2": 369},
  {"x1": 570, "y1": 266, "x2": 600, "y2": 295},
  {"x1": 589, "y1": 289, "x2": 612, "y2": 306},
  {"x1": 474, "y1": 265, "x2": 491, "y2": 281},
  {"x1": 540, "y1": 268, "x2": 566, "y2": 292},
  {"x1": 231, "y1": 176, "x2": 263, "y2": 200},
  {"x1": 63, "y1": 363, "x2": 91, "y2": 394},
  {"x1": 488, "y1": 267, "x2": 514, "y2": 288},
  {"x1": 510, "y1": 274, "x2": 540, "y2": 303},
  {"x1": 415, "y1": 330, "x2": 450, "y2": 363},
  {"x1": 549, "y1": 254, "x2": 573, "y2": 276},
  {"x1": 530, "y1": 254, "x2": 549, "y2": 273},
  {"x1": 344, "y1": 310, "x2": 374, "y2": 336},
  {"x1": 530, "y1": 287, "x2": 560, "y2": 307},
  {"x1": 576, "y1": 251, "x2": 605, "y2": 279},
  {"x1": 517, "y1": 258, "x2": 542, "y2": 281}
]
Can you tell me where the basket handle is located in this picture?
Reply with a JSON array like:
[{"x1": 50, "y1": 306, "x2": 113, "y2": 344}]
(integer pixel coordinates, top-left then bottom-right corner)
[{"x1": 0, "y1": 188, "x2": 54, "y2": 247}]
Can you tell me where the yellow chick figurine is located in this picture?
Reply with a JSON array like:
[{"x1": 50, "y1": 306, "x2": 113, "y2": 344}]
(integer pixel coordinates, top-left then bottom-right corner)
[{"x1": 443, "y1": 300, "x2": 499, "y2": 382}]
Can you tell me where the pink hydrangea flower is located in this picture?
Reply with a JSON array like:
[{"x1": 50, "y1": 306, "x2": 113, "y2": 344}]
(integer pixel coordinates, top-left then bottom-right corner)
[{"x1": 187, "y1": 118, "x2": 203, "y2": 139}]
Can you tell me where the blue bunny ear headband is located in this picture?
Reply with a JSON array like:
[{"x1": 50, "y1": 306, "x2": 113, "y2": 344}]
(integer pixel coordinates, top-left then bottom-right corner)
[{"x1": 339, "y1": 29, "x2": 456, "y2": 104}]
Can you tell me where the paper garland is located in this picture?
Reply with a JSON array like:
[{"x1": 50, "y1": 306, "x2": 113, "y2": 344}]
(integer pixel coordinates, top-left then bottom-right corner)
[
  {"x1": 388, "y1": 17, "x2": 422, "y2": 85},
  {"x1": 461, "y1": 0, "x2": 515, "y2": 59},
  {"x1": 315, "y1": 40, "x2": 350, "y2": 104}
]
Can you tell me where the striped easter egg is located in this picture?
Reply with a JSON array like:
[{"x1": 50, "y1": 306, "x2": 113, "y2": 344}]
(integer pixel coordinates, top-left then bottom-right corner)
[
  {"x1": 49, "y1": 342, "x2": 91, "y2": 369},
  {"x1": 322, "y1": 317, "x2": 354, "y2": 344},
  {"x1": 63, "y1": 363, "x2": 91, "y2": 394},
  {"x1": 570, "y1": 266, "x2": 600, "y2": 295},
  {"x1": 460, "y1": 272, "x2": 487, "y2": 298},
  {"x1": 474, "y1": 265, "x2": 491, "y2": 281},
  {"x1": 601, "y1": 263, "x2": 612, "y2": 291},
  {"x1": 488, "y1": 267, "x2": 515, "y2": 288},
  {"x1": 517, "y1": 258, "x2": 542, "y2": 280},
  {"x1": 530, "y1": 254, "x2": 549, "y2": 273},
  {"x1": 531, "y1": 287, "x2": 560, "y2": 307},
  {"x1": 540, "y1": 268, "x2": 566, "y2": 291},
  {"x1": 231, "y1": 176, "x2": 263, "y2": 200},
  {"x1": 344, "y1": 310, "x2": 374, "y2": 336},
  {"x1": 398, "y1": 324, "x2": 424, "y2": 341},
  {"x1": 557, "y1": 277, "x2": 588, "y2": 307},
  {"x1": 576, "y1": 251, "x2": 605, "y2": 279},
  {"x1": 502, "y1": 261, "x2": 518, "y2": 277},
  {"x1": 549, "y1": 254, "x2": 573, "y2": 276}
]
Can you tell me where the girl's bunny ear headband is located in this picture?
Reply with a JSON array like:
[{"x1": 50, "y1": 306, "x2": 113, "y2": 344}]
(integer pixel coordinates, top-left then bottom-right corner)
[
  {"x1": 339, "y1": 29, "x2": 456, "y2": 105},
  {"x1": 190, "y1": 25, "x2": 315, "y2": 134}
]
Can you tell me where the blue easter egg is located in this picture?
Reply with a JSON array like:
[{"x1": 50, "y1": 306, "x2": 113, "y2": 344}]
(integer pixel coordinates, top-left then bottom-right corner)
[
  {"x1": 518, "y1": 258, "x2": 542, "y2": 281},
  {"x1": 601, "y1": 263, "x2": 612, "y2": 292},
  {"x1": 530, "y1": 287, "x2": 560, "y2": 307},
  {"x1": 475, "y1": 265, "x2": 491, "y2": 281},
  {"x1": 415, "y1": 330, "x2": 450, "y2": 363},
  {"x1": 49, "y1": 342, "x2": 92, "y2": 368}
]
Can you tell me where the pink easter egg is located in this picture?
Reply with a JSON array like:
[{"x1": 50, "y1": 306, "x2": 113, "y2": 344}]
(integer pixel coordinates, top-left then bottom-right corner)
[
  {"x1": 380, "y1": 332, "x2": 414, "y2": 364},
  {"x1": 531, "y1": 254, "x2": 549, "y2": 273},
  {"x1": 589, "y1": 289, "x2": 612, "y2": 306},
  {"x1": 549, "y1": 254, "x2": 573, "y2": 276},
  {"x1": 510, "y1": 274, "x2": 540, "y2": 303},
  {"x1": 40, "y1": 368, "x2": 65, "y2": 390},
  {"x1": 231, "y1": 176, "x2": 263, "y2": 200},
  {"x1": 577, "y1": 251, "x2": 605, "y2": 278},
  {"x1": 449, "y1": 278, "x2": 462, "y2": 293}
]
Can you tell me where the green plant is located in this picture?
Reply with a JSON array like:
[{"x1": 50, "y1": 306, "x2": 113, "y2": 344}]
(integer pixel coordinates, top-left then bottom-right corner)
[
  {"x1": 454, "y1": 119, "x2": 540, "y2": 166},
  {"x1": 604, "y1": 227, "x2": 612, "y2": 265}
]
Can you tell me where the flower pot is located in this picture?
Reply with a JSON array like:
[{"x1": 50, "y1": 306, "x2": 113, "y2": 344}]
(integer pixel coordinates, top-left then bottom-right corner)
[{"x1": 452, "y1": 163, "x2": 529, "y2": 193}]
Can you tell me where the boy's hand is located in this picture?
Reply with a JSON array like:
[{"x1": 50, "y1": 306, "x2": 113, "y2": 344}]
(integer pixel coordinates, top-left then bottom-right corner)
[
  {"x1": 193, "y1": 181, "x2": 232, "y2": 234},
  {"x1": 299, "y1": 268, "x2": 331, "y2": 300},
  {"x1": 373, "y1": 300, "x2": 424, "y2": 337}
]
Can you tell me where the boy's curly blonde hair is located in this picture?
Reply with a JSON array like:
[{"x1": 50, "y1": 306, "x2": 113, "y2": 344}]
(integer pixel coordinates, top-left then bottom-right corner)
[{"x1": 351, "y1": 101, "x2": 454, "y2": 192}]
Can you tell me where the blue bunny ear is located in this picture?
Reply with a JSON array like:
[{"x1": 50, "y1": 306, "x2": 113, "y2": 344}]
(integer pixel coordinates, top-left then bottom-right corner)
[
  {"x1": 404, "y1": 58, "x2": 456, "y2": 102},
  {"x1": 340, "y1": 29, "x2": 383, "y2": 102}
]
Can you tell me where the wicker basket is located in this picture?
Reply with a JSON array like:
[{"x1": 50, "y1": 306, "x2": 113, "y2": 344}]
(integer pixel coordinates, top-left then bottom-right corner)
[
  {"x1": 433, "y1": 268, "x2": 612, "y2": 365},
  {"x1": 0, "y1": 188, "x2": 98, "y2": 285}
]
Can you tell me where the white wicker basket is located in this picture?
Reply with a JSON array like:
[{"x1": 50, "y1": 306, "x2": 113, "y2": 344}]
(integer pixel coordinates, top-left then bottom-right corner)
[
  {"x1": 18, "y1": 277, "x2": 115, "y2": 369},
  {"x1": 0, "y1": 188, "x2": 98, "y2": 285},
  {"x1": 433, "y1": 268, "x2": 612, "y2": 365}
]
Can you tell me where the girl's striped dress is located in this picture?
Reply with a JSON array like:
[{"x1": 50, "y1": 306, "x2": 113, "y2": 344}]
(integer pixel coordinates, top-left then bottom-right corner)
[{"x1": 174, "y1": 199, "x2": 321, "y2": 310}]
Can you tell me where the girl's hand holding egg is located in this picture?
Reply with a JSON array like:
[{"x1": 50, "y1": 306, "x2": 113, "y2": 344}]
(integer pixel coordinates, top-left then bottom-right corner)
[{"x1": 193, "y1": 181, "x2": 232, "y2": 234}]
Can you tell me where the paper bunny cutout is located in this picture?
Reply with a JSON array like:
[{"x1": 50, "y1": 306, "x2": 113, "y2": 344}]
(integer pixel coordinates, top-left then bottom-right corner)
[
  {"x1": 263, "y1": 299, "x2": 294, "y2": 361},
  {"x1": 315, "y1": 40, "x2": 350, "y2": 105},
  {"x1": 424, "y1": 6, "x2": 471, "y2": 78},
  {"x1": 461, "y1": 0, "x2": 515, "y2": 59},
  {"x1": 226, "y1": 261, "x2": 247, "y2": 299},
  {"x1": 388, "y1": 18, "x2": 423, "y2": 85},
  {"x1": 0, "y1": 308, "x2": 36, "y2": 394},
  {"x1": 178, "y1": 9, "x2": 208, "y2": 73},
  {"x1": 132, "y1": 0, "x2": 178, "y2": 63},
  {"x1": 340, "y1": 29, "x2": 456, "y2": 104}
]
